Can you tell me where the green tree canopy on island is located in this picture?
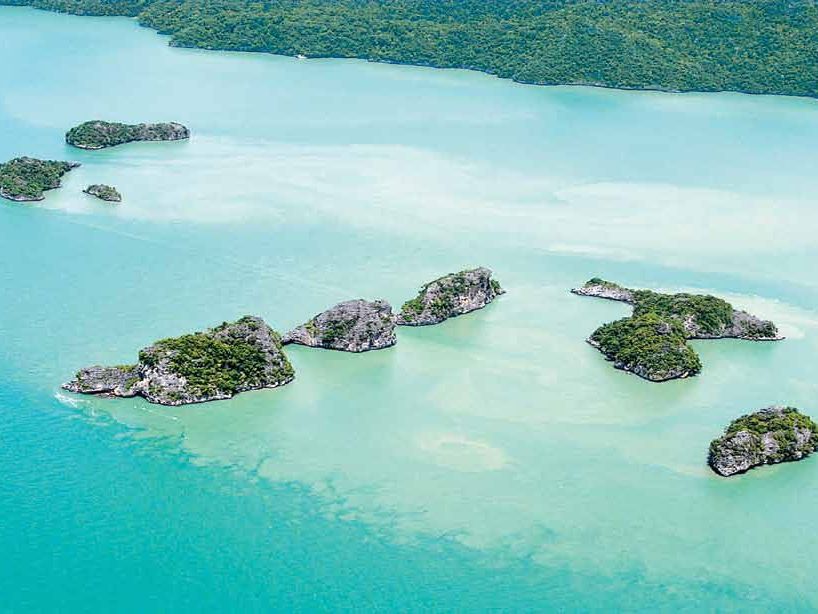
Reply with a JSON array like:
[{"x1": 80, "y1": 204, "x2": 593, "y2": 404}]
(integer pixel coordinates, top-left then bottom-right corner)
[{"x1": 3, "y1": 0, "x2": 817, "y2": 97}]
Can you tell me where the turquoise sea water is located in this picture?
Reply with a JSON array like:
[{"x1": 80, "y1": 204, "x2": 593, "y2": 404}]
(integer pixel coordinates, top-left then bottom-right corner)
[{"x1": 3, "y1": 7, "x2": 818, "y2": 611}]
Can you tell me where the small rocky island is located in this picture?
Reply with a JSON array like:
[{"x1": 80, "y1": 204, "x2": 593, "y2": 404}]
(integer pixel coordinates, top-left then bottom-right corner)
[
  {"x1": 283, "y1": 299, "x2": 396, "y2": 352},
  {"x1": 65, "y1": 121, "x2": 190, "y2": 150},
  {"x1": 0, "y1": 157, "x2": 79, "y2": 202},
  {"x1": 83, "y1": 184, "x2": 121, "y2": 202},
  {"x1": 573, "y1": 278, "x2": 780, "y2": 381},
  {"x1": 709, "y1": 407, "x2": 818, "y2": 476},
  {"x1": 63, "y1": 316, "x2": 294, "y2": 406},
  {"x1": 397, "y1": 267, "x2": 504, "y2": 326}
]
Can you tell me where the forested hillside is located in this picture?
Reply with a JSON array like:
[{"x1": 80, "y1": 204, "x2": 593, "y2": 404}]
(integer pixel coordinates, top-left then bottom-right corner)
[{"x1": 4, "y1": 0, "x2": 817, "y2": 97}]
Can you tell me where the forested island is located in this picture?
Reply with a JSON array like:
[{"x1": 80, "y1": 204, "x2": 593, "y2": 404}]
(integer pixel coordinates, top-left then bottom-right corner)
[
  {"x1": 84, "y1": 184, "x2": 121, "y2": 202},
  {"x1": 66, "y1": 121, "x2": 189, "y2": 149},
  {"x1": 709, "y1": 407, "x2": 818, "y2": 476},
  {"x1": 0, "y1": 157, "x2": 79, "y2": 202},
  {"x1": 64, "y1": 316, "x2": 294, "y2": 406},
  {"x1": 2, "y1": 0, "x2": 816, "y2": 98},
  {"x1": 573, "y1": 279, "x2": 781, "y2": 381},
  {"x1": 589, "y1": 313, "x2": 702, "y2": 382}
]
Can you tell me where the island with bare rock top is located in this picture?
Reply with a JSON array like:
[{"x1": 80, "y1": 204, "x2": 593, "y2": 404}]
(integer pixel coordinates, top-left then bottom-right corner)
[{"x1": 283, "y1": 299, "x2": 397, "y2": 352}]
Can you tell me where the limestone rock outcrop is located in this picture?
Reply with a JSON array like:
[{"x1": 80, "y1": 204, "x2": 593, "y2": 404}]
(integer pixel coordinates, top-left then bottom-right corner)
[
  {"x1": 397, "y1": 267, "x2": 504, "y2": 326},
  {"x1": 283, "y1": 299, "x2": 396, "y2": 352},
  {"x1": 709, "y1": 407, "x2": 818, "y2": 476}
]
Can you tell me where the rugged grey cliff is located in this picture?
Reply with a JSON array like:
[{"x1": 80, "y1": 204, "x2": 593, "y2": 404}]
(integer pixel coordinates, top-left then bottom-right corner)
[
  {"x1": 571, "y1": 278, "x2": 635, "y2": 304},
  {"x1": 397, "y1": 267, "x2": 504, "y2": 326},
  {"x1": 283, "y1": 299, "x2": 396, "y2": 352},
  {"x1": 709, "y1": 407, "x2": 818, "y2": 476}
]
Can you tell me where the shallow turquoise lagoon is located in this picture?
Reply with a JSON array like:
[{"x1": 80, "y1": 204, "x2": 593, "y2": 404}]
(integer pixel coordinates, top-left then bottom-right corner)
[{"x1": 2, "y1": 6, "x2": 818, "y2": 611}]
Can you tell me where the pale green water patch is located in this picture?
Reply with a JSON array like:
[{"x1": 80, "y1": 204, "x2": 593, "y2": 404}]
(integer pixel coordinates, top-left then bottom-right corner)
[{"x1": 3, "y1": 5, "x2": 818, "y2": 610}]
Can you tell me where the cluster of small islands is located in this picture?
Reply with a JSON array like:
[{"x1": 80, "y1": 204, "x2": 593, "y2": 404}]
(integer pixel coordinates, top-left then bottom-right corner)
[
  {"x1": 4, "y1": 118, "x2": 814, "y2": 480},
  {"x1": 63, "y1": 266, "x2": 505, "y2": 404},
  {"x1": 571, "y1": 279, "x2": 817, "y2": 476},
  {"x1": 0, "y1": 120, "x2": 189, "y2": 203}
]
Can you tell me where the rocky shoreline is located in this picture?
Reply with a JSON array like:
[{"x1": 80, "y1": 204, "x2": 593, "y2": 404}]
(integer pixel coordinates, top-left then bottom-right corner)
[
  {"x1": 709, "y1": 407, "x2": 818, "y2": 476},
  {"x1": 571, "y1": 278, "x2": 635, "y2": 304}
]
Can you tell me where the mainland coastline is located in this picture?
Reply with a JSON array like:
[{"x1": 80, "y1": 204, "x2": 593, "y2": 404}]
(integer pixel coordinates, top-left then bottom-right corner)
[{"x1": 2, "y1": 0, "x2": 816, "y2": 100}]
